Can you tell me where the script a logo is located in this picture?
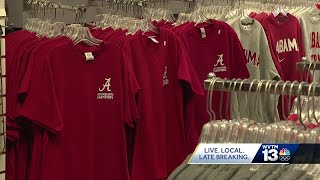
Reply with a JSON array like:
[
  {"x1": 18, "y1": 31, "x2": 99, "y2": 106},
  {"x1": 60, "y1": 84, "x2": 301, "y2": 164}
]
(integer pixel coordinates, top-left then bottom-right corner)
[
  {"x1": 97, "y1": 78, "x2": 114, "y2": 99},
  {"x1": 99, "y1": 78, "x2": 112, "y2": 92},
  {"x1": 214, "y1": 54, "x2": 225, "y2": 66},
  {"x1": 213, "y1": 54, "x2": 227, "y2": 72}
]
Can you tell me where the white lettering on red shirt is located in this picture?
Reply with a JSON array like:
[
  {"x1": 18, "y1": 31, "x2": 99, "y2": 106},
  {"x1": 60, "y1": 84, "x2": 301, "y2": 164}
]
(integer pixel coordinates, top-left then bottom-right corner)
[
  {"x1": 97, "y1": 77, "x2": 114, "y2": 99},
  {"x1": 276, "y1": 38, "x2": 299, "y2": 54}
]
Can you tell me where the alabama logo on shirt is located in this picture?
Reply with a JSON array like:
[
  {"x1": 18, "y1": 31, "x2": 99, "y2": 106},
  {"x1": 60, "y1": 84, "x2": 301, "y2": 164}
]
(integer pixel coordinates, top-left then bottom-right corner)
[
  {"x1": 213, "y1": 54, "x2": 227, "y2": 72},
  {"x1": 97, "y1": 78, "x2": 114, "y2": 99}
]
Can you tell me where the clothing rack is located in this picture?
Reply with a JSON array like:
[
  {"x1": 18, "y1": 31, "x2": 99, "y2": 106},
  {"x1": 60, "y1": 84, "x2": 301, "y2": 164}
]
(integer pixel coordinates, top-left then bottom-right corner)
[
  {"x1": 26, "y1": 0, "x2": 86, "y2": 12},
  {"x1": 296, "y1": 61, "x2": 320, "y2": 71},
  {"x1": 204, "y1": 76, "x2": 320, "y2": 96}
]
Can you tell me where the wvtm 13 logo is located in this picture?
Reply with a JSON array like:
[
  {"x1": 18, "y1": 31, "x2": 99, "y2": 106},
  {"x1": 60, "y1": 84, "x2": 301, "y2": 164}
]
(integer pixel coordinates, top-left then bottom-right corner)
[{"x1": 262, "y1": 145, "x2": 291, "y2": 162}]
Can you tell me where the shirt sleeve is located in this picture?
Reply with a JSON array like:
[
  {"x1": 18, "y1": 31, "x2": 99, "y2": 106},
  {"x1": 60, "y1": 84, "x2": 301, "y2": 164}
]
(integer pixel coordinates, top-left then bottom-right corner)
[
  {"x1": 296, "y1": 17, "x2": 312, "y2": 82},
  {"x1": 228, "y1": 27, "x2": 250, "y2": 79},
  {"x1": 297, "y1": 19, "x2": 306, "y2": 58},
  {"x1": 6, "y1": 119, "x2": 21, "y2": 142},
  {"x1": 299, "y1": 16, "x2": 310, "y2": 60},
  {"x1": 177, "y1": 37, "x2": 204, "y2": 96},
  {"x1": 261, "y1": 20, "x2": 284, "y2": 78},
  {"x1": 18, "y1": 53, "x2": 63, "y2": 133},
  {"x1": 259, "y1": 27, "x2": 281, "y2": 80}
]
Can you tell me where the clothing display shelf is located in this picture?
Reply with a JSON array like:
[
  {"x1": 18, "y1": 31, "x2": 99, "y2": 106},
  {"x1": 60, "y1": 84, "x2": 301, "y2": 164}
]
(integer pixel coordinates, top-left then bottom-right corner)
[
  {"x1": 204, "y1": 74, "x2": 320, "y2": 96},
  {"x1": 0, "y1": 0, "x2": 6, "y2": 179}
]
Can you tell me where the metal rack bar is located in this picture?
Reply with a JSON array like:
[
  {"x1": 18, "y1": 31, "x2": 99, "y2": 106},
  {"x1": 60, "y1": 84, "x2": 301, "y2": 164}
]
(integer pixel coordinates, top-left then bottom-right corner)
[
  {"x1": 296, "y1": 61, "x2": 320, "y2": 71},
  {"x1": 27, "y1": 0, "x2": 86, "y2": 12},
  {"x1": 204, "y1": 78, "x2": 320, "y2": 96}
]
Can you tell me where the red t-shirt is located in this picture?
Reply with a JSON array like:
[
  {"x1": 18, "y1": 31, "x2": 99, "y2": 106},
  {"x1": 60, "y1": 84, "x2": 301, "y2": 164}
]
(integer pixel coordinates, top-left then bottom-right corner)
[
  {"x1": 6, "y1": 30, "x2": 36, "y2": 180},
  {"x1": 6, "y1": 30, "x2": 36, "y2": 141},
  {"x1": 12, "y1": 37, "x2": 51, "y2": 180},
  {"x1": 261, "y1": 14, "x2": 308, "y2": 118},
  {"x1": 17, "y1": 37, "x2": 70, "y2": 180},
  {"x1": 124, "y1": 29, "x2": 203, "y2": 180},
  {"x1": 253, "y1": 12, "x2": 268, "y2": 23},
  {"x1": 6, "y1": 36, "x2": 72, "y2": 180},
  {"x1": 19, "y1": 40, "x2": 140, "y2": 180},
  {"x1": 177, "y1": 20, "x2": 249, "y2": 153}
]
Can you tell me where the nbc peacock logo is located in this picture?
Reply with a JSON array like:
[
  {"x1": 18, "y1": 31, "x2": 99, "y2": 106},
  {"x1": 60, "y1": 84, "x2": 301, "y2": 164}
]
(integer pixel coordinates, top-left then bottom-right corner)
[{"x1": 279, "y1": 148, "x2": 291, "y2": 162}]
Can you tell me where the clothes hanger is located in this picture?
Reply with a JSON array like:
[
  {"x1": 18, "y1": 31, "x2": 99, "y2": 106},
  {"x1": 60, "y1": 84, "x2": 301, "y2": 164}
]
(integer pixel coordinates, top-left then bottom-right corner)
[
  {"x1": 239, "y1": 7, "x2": 254, "y2": 25},
  {"x1": 236, "y1": 82, "x2": 262, "y2": 142},
  {"x1": 231, "y1": 78, "x2": 243, "y2": 120},
  {"x1": 208, "y1": 77, "x2": 224, "y2": 143},
  {"x1": 245, "y1": 79, "x2": 259, "y2": 120},
  {"x1": 273, "y1": 80, "x2": 283, "y2": 122},
  {"x1": 198, "y1": 74, "x2": 218, "y2": 143},
  {"x1": 218, "y1": 78, "x2": 227, "y2": 121},
  {"x1": 272, "y1": 3, "x2": 288, "y2": 17},
  {"x1": 305, "y1": 59, "x2": 314, "y2": 82},
  {"x1": 72, "y1": 7, "x2": 103, "y2": 46},
  {"x1": 254, "y1": 80, "x2": 267, "y2": 122},
  {"x1": 288, "y1": 81, "x2": 300, "y2": 118},
  {"x1": 281, "y1": 81, "x2": 291, "y2": 120},
  {"x1": 46, "y1": 3, "x2": 65, "y2": 38},
  {"x1": 311, "y1": 82, "x2": 319, "y2": 125},
  {"x1": 215, "y1": 79, "x2": 234, "y2": 143},
  {"x1": 193, "y1": 5, "x2": 213, "y2": 26},
  {"x1": 267, "y1": 80, "x2": 278, "y2": 122},
  {"x1": 297, "y1": 82, "x2": 308, "y2": 130},
  {"x1": 224, "y1": 79, "x2": 245, "y2": 142},
  {"x1": 225, "y1": 78, "x2": 238, "y2": 120},
  {"x1": 276, "y1": 82, "x2": 296, "y2": 143},
  {"x1": 256, "y1": 81, "x2": 272, "y2": 143},
  {"x1": 264, "y1": 80, "x2": 276, "y2": 123},
  {"x1": 307, "y1": 82, "x2": 318, "y2": 126},
  {"x1": 227, "y1": 79, "x2": 252, "y2": 143}
]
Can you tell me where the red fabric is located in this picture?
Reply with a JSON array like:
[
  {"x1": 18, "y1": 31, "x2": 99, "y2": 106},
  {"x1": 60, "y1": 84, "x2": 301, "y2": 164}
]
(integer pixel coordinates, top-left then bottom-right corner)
[
  {"x1": 261, "y1": 14, "x2": 309, "y2": 119},
  {"x1": 20, "y1": 38, "x2": 70, "y2": 180},
  {"x1": 6, "y1": 30, "x2": 35, "y2": 136},
  {"x1": 124, "y1": 29, "x2": 202, "y2": 180},
  {"x1": 6, "y1": 30, "x2": 36, "y2": 180},
  {"x1": 253, "y1": 12, "x2": 268, "y2": 23},
  {"x1": 19, "y1": 40, "x2": 139, "y2": 180},
  {"x1": 249, "y1": 12, "x2": 257, "y2": 18},
  {"x1": 7, "y1": 36, "x2": 73, "y2": 180},
  {"x1": 177, "y1": 20, "x2": 249, "y2": 153}
]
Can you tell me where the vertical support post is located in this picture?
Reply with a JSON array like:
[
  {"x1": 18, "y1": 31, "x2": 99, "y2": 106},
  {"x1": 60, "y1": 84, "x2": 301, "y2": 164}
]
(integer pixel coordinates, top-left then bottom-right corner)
[{"x1": 0, "y1": 0, "x2": 6, "y2": 179}]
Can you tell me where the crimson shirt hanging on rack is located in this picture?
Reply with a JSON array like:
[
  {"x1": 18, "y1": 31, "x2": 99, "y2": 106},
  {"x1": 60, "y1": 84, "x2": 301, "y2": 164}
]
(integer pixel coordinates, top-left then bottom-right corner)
[
  {"x1": 6, "y1": 30, "x2": 37, "y2": 180},
  {"x1": 6, "y1": 30, "x2": 36, "y2": 141},
  {"x1": 260, "y1": 14, "x2": 307, "y2": 118},
  {"x1": 18, "y1": 40, "x2": 140, "y2": 180},
  {"x1": 124, "y1": 28, "x2": 203, "y2": 180},
  {"x1": 260, "y1": 14, "x2": 305, "y2": 80},
  {"x1": 17, "y1": 37, "x2": 71, "y2": 180},
  {"x1": 176, "y1": 20, "x2": 249, "y2": 153}
]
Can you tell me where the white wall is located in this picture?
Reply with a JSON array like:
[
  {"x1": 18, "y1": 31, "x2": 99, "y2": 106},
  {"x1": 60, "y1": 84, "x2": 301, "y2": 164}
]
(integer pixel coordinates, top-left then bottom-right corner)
[{"x1": 7, "y1": 0, "x2": 238, "y2": 28}]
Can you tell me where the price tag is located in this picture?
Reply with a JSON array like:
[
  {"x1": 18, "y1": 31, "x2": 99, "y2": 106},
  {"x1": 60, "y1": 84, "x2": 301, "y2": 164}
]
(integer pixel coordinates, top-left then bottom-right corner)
[
  {"x1": 200, "y1": 27, "x2": 206, "y2": 38},
  {"x1": 85, "y1": 52, "x2": 94, "y2": 61}
]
